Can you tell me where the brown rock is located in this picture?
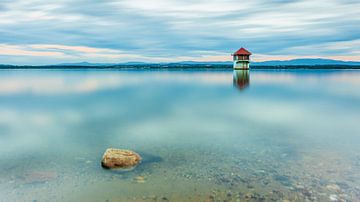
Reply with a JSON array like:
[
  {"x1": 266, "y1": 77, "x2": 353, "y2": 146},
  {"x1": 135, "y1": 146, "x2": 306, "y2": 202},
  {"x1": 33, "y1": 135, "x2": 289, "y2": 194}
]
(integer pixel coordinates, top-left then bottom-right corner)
[{"x1": 101, "y1": 148, "x2": 142, "y2": 169}]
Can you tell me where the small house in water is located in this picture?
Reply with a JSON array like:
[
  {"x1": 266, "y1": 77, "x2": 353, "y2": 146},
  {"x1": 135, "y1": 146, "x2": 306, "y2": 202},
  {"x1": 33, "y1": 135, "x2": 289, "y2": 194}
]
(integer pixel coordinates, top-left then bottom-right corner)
[{"x1": 232, "y1": 47, "x2": 251, "y2": 69}]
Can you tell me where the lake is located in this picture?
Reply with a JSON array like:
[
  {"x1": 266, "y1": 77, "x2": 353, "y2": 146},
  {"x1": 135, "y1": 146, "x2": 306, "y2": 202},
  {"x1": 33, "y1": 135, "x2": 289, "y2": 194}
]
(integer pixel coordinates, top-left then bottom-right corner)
[{"x1": 0, "y1": 69, "x2": 360, "y2": 201}]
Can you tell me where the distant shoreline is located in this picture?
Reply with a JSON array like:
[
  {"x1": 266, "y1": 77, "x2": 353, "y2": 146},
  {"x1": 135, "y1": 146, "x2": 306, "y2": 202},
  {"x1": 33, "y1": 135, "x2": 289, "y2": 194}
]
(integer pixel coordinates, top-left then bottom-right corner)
[{"x1": 1, "y1": 64, "x2": 360, "y2": 70}]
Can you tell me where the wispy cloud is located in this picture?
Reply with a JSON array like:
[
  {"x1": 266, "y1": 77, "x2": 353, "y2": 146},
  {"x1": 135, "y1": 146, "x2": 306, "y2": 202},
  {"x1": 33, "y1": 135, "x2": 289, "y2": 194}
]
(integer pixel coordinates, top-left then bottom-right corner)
[
  {"x1": 0, "y1": 44, "x2": 65, "y2": 57},
  {"x1": 0, "y1": 0, "x2": 359, "y2": 64}
]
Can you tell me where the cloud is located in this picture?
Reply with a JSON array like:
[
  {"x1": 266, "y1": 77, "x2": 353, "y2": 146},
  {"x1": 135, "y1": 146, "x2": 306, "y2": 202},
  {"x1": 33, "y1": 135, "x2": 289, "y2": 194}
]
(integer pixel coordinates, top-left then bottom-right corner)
[
  {"x1": 0, "y1": 44, "x2": 65, "y2": 57},
  {"x1": 0, "y1": 0, "x2": 359, "y2": 64},
  {"x1": 279, "y1": 39, "x2": 360, "y2": 56},
  {"x1": 0, "y1": 44, "x2": 148, "y2": 64}
]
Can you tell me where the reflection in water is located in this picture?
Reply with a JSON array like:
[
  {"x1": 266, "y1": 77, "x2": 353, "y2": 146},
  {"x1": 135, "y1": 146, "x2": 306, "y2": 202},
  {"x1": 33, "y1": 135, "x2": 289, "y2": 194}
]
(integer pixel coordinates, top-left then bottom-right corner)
[{"x1": 233, "y1": 69, "x2": 250, "y2": 90}]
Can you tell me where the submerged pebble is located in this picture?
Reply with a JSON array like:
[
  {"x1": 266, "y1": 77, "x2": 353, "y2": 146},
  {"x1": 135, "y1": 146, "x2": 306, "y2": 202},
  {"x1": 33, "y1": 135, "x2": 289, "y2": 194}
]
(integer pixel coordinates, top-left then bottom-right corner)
[
  {"x1": 134, "y1": 176, "x2": 146, "y2": 183},
  {"x1": 329, "y1": 194, "x2": 339, "y2": 201},
  {"x1": 326, "y1": 184, "x2": 341, "y2": 192}
]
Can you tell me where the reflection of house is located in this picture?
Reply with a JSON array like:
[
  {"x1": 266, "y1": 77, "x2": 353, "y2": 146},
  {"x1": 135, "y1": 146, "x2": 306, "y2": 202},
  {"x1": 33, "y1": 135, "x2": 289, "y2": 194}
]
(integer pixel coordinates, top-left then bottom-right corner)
[
  {"x1": 233, "y1": 69, "x2": 250, "y2": 90},
  {"x1": 232, "y1": 47, "x2": 251, "y2": 70}
]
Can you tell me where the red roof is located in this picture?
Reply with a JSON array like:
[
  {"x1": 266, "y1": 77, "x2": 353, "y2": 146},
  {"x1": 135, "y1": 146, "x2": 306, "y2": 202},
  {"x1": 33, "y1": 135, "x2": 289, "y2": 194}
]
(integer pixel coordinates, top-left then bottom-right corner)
[{"x1": 233, "y1": 47, "x2": 251, "y2": 56}]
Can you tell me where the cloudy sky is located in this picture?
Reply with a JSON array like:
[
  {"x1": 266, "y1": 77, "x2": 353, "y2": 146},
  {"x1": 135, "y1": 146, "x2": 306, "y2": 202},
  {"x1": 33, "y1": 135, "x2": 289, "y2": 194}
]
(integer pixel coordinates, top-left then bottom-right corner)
[{"x1": 0, "y1": 0, "x2": 359, "y2": 65}]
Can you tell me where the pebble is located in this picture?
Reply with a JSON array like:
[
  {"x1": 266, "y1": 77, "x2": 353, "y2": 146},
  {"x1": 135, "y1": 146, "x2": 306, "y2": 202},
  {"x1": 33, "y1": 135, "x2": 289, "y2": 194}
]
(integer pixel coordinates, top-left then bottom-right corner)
[
  {"x1": 209, "y1": 194, "x2": 215, "y2": 200},
  {"x1": 295, "y1": 184, "x2": 305, "y2": 190},
  {"x1": 329, "y1": 194, "x2": 339, "y2": 201},
  {"x1": 326, "y1": 184, "x2": 341, "y2": 192},
  {"x1": 244, "y1": 192, "x2": 252, "y2": 199},
  {"x1": 134, "y1": 176, "x2": 146, "y2": 183}
]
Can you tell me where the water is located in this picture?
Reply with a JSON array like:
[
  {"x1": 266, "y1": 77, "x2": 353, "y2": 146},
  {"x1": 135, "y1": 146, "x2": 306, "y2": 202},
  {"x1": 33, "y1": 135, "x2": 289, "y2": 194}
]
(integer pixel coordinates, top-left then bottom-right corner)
[{"x1": 0, "y1": 69, "x2": 360, "y2": 201}]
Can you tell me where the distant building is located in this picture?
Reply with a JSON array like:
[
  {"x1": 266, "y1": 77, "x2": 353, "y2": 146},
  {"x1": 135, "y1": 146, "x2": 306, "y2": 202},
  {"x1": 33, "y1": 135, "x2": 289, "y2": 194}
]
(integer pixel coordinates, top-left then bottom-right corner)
[{"x1": 232, "y1": 47, "x2": 251, "y2": 69}]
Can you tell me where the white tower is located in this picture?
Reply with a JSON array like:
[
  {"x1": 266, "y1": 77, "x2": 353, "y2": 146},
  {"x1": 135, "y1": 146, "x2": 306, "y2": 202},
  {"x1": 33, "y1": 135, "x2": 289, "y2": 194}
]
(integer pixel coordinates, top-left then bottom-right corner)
[{"x1": 232, "y1": 47, "x2": 251, "y2": 70}]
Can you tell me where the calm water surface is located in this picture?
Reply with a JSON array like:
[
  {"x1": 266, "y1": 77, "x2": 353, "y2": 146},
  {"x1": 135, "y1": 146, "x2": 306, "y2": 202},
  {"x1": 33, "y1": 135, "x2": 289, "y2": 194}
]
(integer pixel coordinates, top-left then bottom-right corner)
[{"x1": 0, "y1": 69, "x2": 360, "y2": 201}]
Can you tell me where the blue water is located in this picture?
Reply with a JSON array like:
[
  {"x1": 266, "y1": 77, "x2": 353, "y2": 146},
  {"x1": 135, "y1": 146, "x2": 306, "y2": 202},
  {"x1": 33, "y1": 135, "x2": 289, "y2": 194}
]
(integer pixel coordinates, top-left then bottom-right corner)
[{"x1": 0, "y1": 69, "x2": 359, "y2": 201}]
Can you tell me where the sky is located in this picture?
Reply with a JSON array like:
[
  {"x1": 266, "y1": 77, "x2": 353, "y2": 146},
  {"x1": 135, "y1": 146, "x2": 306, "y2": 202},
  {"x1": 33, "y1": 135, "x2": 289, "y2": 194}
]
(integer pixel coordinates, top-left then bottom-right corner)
[{"x1": 0, "y1": 0, "x2": 359, "y2": 65}]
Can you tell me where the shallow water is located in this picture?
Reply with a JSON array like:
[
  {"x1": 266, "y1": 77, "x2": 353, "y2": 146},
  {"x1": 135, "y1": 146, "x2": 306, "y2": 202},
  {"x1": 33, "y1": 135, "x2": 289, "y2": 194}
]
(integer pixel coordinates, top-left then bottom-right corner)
[{"x1": 0, "y1": 69, "x2": 360, "y2": 201}]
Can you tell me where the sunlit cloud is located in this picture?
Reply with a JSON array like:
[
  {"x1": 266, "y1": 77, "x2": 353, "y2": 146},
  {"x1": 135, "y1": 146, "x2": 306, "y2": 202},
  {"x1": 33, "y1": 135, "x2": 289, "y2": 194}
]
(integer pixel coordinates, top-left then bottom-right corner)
[
  {"x1": 0, "y1": 44, "x2": 65, "y2": 57},
  {"x1": 29, "y1": 44, "x2": 120, "y2": 54}
]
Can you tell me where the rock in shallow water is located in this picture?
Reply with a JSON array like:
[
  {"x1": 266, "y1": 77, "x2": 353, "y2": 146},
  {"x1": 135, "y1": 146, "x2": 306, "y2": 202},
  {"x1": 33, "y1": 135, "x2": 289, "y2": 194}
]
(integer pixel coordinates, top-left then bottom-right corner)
[{"x1": 101, "y1": 148, "x2": 142, "y2": 169}]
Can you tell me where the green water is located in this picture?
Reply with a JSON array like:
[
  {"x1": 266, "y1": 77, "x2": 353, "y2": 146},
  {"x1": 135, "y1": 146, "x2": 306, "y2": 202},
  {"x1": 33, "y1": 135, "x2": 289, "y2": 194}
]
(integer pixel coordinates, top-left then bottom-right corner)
[{"x1": 0, "y1": 69, "x2": 360, "y2": 201}]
